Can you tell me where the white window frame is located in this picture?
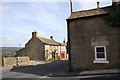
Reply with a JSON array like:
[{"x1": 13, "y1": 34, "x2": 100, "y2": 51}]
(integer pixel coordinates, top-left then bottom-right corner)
[{"x1": 94, "y1": 46, "x2": 109, "y2": 63}]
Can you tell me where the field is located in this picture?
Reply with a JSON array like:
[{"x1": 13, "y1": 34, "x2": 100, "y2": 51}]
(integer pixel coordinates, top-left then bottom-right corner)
[{"x1": 1, "y1": 47, "x2": 22, "y2": 57}]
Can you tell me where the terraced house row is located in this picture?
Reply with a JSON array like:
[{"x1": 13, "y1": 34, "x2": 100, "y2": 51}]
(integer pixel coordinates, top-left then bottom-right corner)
[{"x1": 17, "y1": 31, "x2": 67, "y2": 61}]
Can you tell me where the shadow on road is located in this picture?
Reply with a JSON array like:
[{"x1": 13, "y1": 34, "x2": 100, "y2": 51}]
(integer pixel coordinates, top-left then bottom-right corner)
[{"x1": 10, "y1": 60, "x2": 69, "y2": 76}]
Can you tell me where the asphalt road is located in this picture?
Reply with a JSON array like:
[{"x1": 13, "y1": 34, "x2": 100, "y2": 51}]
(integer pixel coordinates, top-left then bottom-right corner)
[
  {"x1": 2, "y1": 60, "x2": 120, "y2": 80},
  {"x1": 2, "y1": 60, "x2": 69, "y2": 78},
  {"x1": 2, "y1": 74, "x2": 120, "y2": 80}
]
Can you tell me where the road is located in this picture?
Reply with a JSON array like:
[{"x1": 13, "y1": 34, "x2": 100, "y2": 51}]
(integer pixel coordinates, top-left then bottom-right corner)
[
  {"x1": 1, "y1": 60, "x2": 120, "y2": 80},
  {"x1": 2, "y1": 60, "x2": 68, "y2": 78}
]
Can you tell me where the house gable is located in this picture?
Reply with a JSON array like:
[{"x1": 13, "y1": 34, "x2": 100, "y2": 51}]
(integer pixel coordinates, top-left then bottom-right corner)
[{"x1": 67, "y1": 4, "x2": 120, "y2": 71}]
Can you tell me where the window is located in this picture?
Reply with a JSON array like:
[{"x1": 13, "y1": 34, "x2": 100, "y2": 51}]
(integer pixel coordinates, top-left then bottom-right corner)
[
  {"x1": 94, "y1": 46, "x2": 109, "y2": 63},
  {"x1": 49, "y1": 45, "x2": 52, "y2": 50},
  {"x1": 53, "y1": 46, "x2": 58, "y2": 50}
]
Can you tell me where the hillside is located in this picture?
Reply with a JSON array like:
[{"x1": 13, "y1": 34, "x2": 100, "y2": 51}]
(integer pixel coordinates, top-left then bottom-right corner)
[{"x1": 1, "y1": 47, "x2": 22, "y2": 54}]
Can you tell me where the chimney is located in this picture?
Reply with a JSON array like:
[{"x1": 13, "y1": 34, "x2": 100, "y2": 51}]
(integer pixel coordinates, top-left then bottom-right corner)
[
  {"x1": 63, "y1": 38, "x2": 65, "y2": 43},
  {"x1": 97, "y1": 2, "x2": 100, "y2": 8},
  {"x1": 70, "y1": 0, "x2": 73, "y2": 13},
  {"x1": 32, "y1": 31, "x2": 38, "y2": 38},
  {"x1": 50, "y1": 36, "x2": 53, "y2": 39}
]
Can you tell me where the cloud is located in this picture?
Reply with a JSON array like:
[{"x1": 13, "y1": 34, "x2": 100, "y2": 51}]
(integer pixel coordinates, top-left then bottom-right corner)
[
  {"x1": 0, "y1": 6, "x2": 9, "y2": 12},
  {"x1": 2, "y1": 1, "x2": 112, "y2": 47},
  {"x1": 2, "y1": 0, "x2": 69, "y2": 2},
  {"x1": 1, "y1": 0, "x2": 115, "y2": 2},
  {"x1": 3, "y1": 3, "x2": 68, "y2": 33},
  {"x1": 2, "y1": 2, "x2": 69, "y2": 47},
  {"x1": 2, "y1": 35, "x2": 29, "y2": 40},
  {"x1": 1, "y1": 35, "x2": 31, "y2": 47}
]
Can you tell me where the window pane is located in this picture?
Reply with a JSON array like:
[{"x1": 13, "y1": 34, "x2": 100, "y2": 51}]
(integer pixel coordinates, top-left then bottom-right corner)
[
  {"x1": 96, "y1": 47, "x2": 104, "y2": 52},
  {"x1": 97, "y1": 52, "x2": 105, "y2": 58}
]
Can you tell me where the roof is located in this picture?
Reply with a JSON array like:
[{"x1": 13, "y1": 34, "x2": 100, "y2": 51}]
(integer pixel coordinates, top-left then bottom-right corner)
[
  {"x1": 38, "y1": 37, "x2": 59, "y2": 45},
  {"x1": 58, "y1": 42, "x2": 67, "y2": 46},
  {"x1": 67, "y1": 6, "x2": 111, "y2": 20},
  {"x1": 38, "y1": 37, "x2": 66, "y2": 46}
]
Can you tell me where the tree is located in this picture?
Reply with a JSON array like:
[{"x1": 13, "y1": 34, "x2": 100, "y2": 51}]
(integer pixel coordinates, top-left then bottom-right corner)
[{"x1": 104, "y1": 5, "x2": 120, "y2": 27}]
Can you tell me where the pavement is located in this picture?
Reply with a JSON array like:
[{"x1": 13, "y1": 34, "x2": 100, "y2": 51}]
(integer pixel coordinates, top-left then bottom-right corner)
[{"x1": 49, "y1": 68, "x2": 120, "y2": 77}]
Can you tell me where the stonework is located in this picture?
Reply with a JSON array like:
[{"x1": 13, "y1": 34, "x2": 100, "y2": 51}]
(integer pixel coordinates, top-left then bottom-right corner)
[
  {"x1": 2, "y1": 57, "x2": 17, "y2": 66},
  {"x1": 2, "y1": 57, "x2": 30, "y2": 66},
  {"x1": 17, "y1": 32, "x2": 67, "y2": 61},
  {"x1": 17, "y1": 57, "x2": 30, "y2": 65},
  {"x1": 67, "y1": 4, "x2": 120, "y2": 71}
]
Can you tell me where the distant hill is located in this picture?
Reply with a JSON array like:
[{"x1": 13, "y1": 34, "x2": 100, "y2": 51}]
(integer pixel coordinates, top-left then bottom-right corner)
[{"x1": 1, "y1": 47, "x2": 23, "y2": 54}]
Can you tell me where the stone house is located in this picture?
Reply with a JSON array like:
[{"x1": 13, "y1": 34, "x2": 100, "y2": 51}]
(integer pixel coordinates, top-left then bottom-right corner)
[
  {"x1": 17, "y1": 31, "x2": 67, "y2": 61},
  {"x1": 67, "y1": 2, "x2": 120, "y2": 71}
]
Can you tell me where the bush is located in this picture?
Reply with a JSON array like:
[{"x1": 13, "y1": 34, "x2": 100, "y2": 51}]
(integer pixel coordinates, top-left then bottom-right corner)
[
  {"x1": 47, "y1": 58, "x2": 57, "y2": 61},
  {"x1": 104, "y1": 5, "x2": 120, "y2": 27},
  {"x1": 2, "y1": 54, "x2": 16, "y2": 57},
  {"x1": 57, "y1": 56, "x2": 60, "y2": 60}
]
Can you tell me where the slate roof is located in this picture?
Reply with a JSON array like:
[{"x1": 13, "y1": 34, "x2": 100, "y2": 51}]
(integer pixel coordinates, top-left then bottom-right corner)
[
  {"x1": 58, "y1": 42, "x2": 67, "y2": 46},
  {"x1": 38, "y1": 37, "x2": 59, "y2": 45},
  {"x1": 38, "y1": 37, "x2": 66, "y2": 46},
  {"x1": 67, "y1": 6, "x2": 111, "y2": 20}
]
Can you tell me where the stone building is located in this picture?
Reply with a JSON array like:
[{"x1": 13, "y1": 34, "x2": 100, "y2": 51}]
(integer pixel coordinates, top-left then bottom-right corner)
[
  {"x1": 17, "y1": 31, "x2": 67, "y2": 61},
  {"x1": 67, "y1": 2, "x2": 120, "y2": 71}
]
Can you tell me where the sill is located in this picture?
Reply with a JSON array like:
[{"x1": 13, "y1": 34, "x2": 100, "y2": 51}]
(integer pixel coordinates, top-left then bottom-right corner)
[{"x1": 94, "y1": 60, "x2": 109, "y2": 63}]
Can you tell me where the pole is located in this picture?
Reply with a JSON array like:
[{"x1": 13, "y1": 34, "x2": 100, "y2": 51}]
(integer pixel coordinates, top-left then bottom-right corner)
[{"x1": 19, "y1": 44, "x2": 21, "y2": 49}]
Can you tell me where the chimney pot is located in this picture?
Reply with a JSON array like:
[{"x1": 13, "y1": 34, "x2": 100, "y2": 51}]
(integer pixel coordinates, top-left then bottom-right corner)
[
  {"x1": 50, "y1": 36, "x2": 53, "y2": 39},
  {"x1": 97, "y1": 2, "x2": 100, "y2": 8},
  {"x1": 63, "y1": 38, "x2": 65, "y2": 43}
]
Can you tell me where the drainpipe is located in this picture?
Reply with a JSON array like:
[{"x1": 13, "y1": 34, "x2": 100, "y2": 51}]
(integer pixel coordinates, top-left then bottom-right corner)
[{"x1": 60, "y1": 44, "x2": 61, "y2": 59}]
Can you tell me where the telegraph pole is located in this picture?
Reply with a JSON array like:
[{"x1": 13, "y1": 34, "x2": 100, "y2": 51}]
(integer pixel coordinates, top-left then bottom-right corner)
[{"x1": 19, "y1": 44, "x2": 21, "y2": 49}]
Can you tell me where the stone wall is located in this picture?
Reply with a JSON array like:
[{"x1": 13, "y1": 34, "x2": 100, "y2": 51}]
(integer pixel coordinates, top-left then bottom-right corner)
[
  {"x1": 2, "y1": 57, "x2": 17, "y2": 66},
  {"x1": 17, "y1": 48, "x2": 26, "y2": 56},
  {"x1": 17, "y1": 57, "x2": 30, "y2": 65},
  {"x1": 17, "y1": 37, "x2": 45, "y2": 61},
  {"x1": 2, "y1": 56, "x2": 30, "y2": 66},
  {"x1": 25, "y1": 38, "x2": 45, "y2": 60}
]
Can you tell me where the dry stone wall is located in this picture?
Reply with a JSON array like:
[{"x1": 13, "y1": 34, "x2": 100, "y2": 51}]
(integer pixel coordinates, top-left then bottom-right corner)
[
  {"x1": 2, "y1": 56, "x2": 30, "y2": 66},
  {"x1": 2, "y1": 57, "x2": 17, "y2": 66}
]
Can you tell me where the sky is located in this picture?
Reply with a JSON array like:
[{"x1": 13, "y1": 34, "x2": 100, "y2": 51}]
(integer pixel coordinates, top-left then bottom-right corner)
[{"x1": 1, "y1": 0, "x2": 112, "y2": 47}]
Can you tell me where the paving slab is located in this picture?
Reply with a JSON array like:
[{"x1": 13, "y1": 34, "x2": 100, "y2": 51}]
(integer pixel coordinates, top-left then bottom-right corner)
[
  {"x1": 80, "y1": 71, "x2": 90, "y2": 74},
  {"x1": 89, "y1": 70, "x2": 99, "y2": 74},
  {"x1": 98, "y1": 69, "x2": 108, "y2": 74},
  {"x1": 107, "y1": 69, "x2": 119, "y2": 73}
]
